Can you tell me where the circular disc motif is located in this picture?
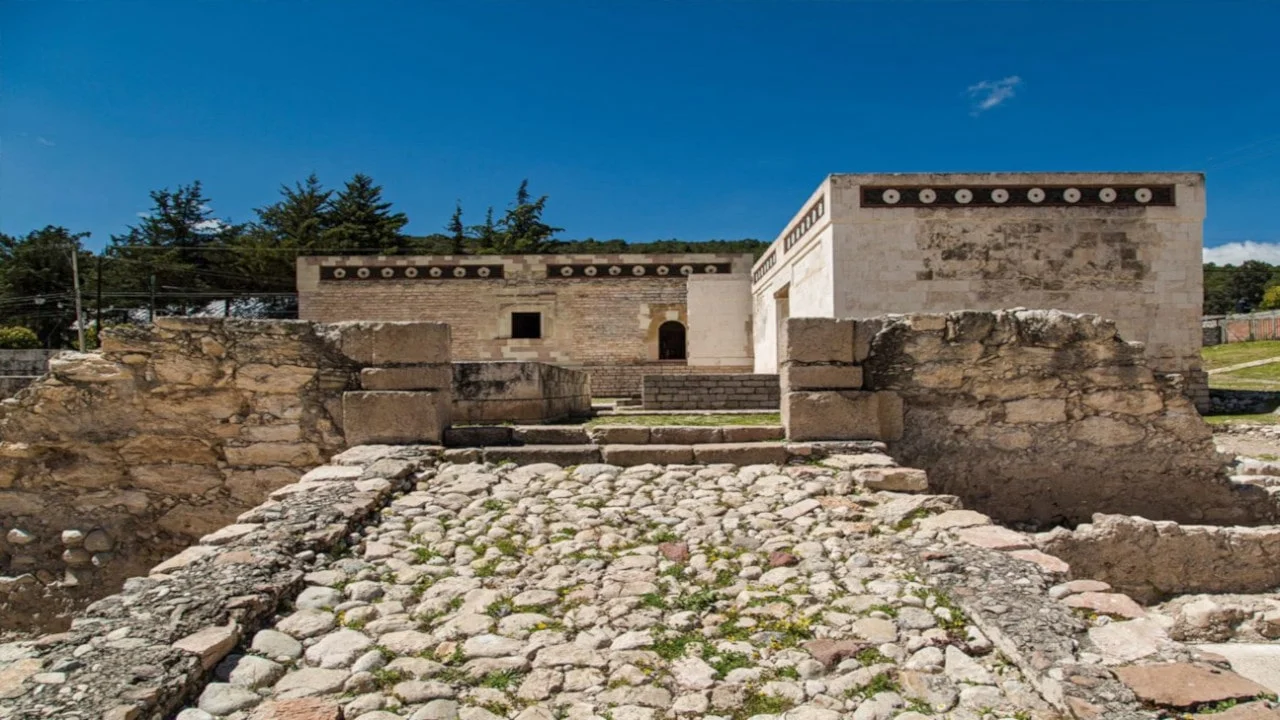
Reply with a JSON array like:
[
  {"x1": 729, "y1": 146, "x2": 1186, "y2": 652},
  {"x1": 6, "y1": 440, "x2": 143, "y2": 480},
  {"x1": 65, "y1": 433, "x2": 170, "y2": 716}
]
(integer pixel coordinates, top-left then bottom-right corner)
[
  {"x1": 704, "y1": 265, "x2": 718, "y2": 274},
  {"x1": 631, "y1": 265, "x2": 645, "y2": 276},
  {"x1": 882, "y1": 189, "x2": 901, "y2": 204},
  {"x1": 584, "y1": 266, "x2": 598, "y2": 276},
  {"x1": 332, "y1": 268, "x2": 347, "y2": 279},
  {"x1": 918, "y1": 188, "x2": 937, "y2": 204},
  {"x1": 429, "y1": 267, "x2": 443, "y2": 277},
  {"x1": 991, "y1": 189, "x2": 1010, "y2": 203},
  {"x1": 954, "y1": 189, "x2": 973, "y2": 204},
  {"x1": 680, "y1": 265, "x2": 694, "y2": 276},
  {"x1": 477, "y1": 267, "x2": 491, "y2": 277},
  {"x1": 1135, "y1": 188, "x2": 1153, "y2": 203},
  {"x1": 1099, "y1": 188, "x2": 1117, "y2": 203},
  {"x1": 452, "y1": 267, "x2": 467, "y2": 278},
  {"x1": 1027, "y1": 188, "x2": 1046, "y2": 203},
  {"x1": 1063, "y1": 188, "x2": 1082, "y2": 203},
  {"x1": 559, "y1": 266, "x2": 574, "y2": 276},
  {"x1": 356, "y1": 267, "x2": 371, "y2": 279},
  {"x1": 656, "y1": 265, "x2": 670, "y2": 276},
  {"x1": 380, "y1": 267, "x2": 395, "y2": 278},
  {"x1": 608, "y1": 265, "x2": 622, "y2": 276},
  {"x1": 404, "y1": 267, "x2": 419, "y2": 278}
]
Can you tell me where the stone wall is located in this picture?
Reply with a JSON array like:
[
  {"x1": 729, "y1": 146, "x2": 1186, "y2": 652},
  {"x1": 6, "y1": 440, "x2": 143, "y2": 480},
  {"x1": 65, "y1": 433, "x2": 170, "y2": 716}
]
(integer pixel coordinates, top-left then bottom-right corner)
[
  {"x1": 1037, "y1": 514, "x2": 1280, "y2": 603},
  {"x1": 0, "y1": 350, "x2": 58, "y2": 400},
  {"x1": 452, "y1": 361, "x2": 590, "y2": 424},
  {"x1": 580, "y1": 362, "x2": 751, "y2": 398},
  {"x1": 752, "y1": 173, "x2": 1205, "y2": 392},
  {"x1": 0, "y1": 319, "x2": 450, "y2": 630},
  {"x1": 780, "y1": 310, "x2": 1267, "y2": 527},
  {"x1": 0, "y1": 350, "x2": 58, "y2": 376},
  {"x1": 641, "y1": 373, "x2": 779, "y2": 410}
]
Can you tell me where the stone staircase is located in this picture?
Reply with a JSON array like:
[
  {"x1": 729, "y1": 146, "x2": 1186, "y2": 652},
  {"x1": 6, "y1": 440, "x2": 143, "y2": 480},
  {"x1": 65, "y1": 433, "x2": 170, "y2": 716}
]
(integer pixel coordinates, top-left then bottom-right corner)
[{"x1": 439, "y1": 423, "x2": 873, "y2": 466}]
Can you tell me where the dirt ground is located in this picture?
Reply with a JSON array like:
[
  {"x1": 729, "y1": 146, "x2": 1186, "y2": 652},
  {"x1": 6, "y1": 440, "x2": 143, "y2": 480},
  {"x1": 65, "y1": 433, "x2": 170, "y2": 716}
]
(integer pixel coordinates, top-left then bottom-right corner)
[{"x1": 1215, "y1": 424, "x2": 1280, "y2": 459}]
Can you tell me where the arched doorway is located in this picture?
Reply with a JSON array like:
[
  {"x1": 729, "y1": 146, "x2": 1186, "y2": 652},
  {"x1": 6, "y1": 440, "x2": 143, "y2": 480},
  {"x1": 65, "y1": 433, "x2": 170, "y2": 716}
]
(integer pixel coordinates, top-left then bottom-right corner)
[{"x1": 658, "y1": 321, "x2": 686, "y2": 360}]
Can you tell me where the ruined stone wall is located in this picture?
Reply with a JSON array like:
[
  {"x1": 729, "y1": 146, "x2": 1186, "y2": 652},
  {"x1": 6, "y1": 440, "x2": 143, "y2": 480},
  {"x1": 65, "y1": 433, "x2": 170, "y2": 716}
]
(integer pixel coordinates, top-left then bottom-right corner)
[
  {"x1": 0, "y1": 318, "x2": 450, "y2": 631},
  {"x1": 1037, "y1": 514, "x2": 1280, "y2": 603},
  {"x1": 578, "y1": 362, "x2": 750, "y2": 398},
  {"x1": 781, "y1": 310, "x2": 1265, "y2": 527},
  {"x1": 0, "y1": 350, "x2": 58, "y2": 400},
  {"x1": 641, "y1": 373, "x2": 779, "y2": 410}
]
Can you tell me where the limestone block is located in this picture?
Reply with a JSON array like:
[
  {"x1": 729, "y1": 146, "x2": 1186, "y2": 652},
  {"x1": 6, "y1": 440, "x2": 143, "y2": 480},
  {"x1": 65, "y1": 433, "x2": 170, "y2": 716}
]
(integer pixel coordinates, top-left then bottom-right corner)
[
  {"x1": 1082, "y1": 389, "x2": 1164, "y2": 416},
  {"x1": 784, "y1": 318, "x2": 854, "y2": 364},
  {"x1": 342, "y1": 391, "x2": 445, "y2": 445},
  {"x1": 226, "y1": 468, "x2": 302, "y2": 503},
  {"x1": 853, "y1": 319, "x2": 883, "y2": 363},
  {"x1": 784, "y1": 391, "x2": 903, "y2": 442},
  {"x1": 173, "y1": 622, "x2": 241, "y2": 670},
  {"x1": 692, "y1": 442, "x2": 789, "y2": 466},
  {"x1": 224, "y1": 443, "x2": 323, "y2": 468},
  {"x1": 588, "y1": 426, "x2": 650, "y2": 444},
  {"x1": 48, "y1": 353, "x2": 131, "y2": 383},
  {"x1": 331, "y1": 322, "x2": 451, "y2": 366},
  {"x1": 359, "y1": 365, "x2": 452, "y2": 390},
  {"x1": 1069, "y1": 417, "x2": 1146, "y2": 447},
  {"x1": 234, "y1": 364, "x2": 317, "y2": 394},
  {"x1": 600, "y1": 444, "x2": 696, "y2": 465},
  {"x1": 781, "y1": 364, "x2": 862, "y2": 392},
  {"x1": 153, "y1": 355, "x2": 220, "y2": 386},
  {"x1": 118, "y1": 436, "x2": 217, "y2": 465},
  {"x1": 1003, "y1": 398, "x2": 1067, "y2": 424},
  {"x1": 128, "y1": 464, "x2": 225, "y2": 495},
  {"x1": 854, "y1": 467, "x2": 929, "y2": 493},
  {"x1": 158, "y1": 504, "x2": 239, "y2": 538}
]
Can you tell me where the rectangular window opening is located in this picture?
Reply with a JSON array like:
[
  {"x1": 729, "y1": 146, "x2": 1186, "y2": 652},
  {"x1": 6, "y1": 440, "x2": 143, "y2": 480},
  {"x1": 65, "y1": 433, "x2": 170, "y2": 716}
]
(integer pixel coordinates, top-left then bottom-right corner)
[{"x1": 511, "y1": 312, "x2": 542, "y2": 339}]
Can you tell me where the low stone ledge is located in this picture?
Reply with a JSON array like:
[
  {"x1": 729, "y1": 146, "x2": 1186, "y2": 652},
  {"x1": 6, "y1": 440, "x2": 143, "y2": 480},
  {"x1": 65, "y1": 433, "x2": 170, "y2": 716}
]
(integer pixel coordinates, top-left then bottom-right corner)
[{"x1": 0, "y1": 446, "x2": 429, "y2": 720}]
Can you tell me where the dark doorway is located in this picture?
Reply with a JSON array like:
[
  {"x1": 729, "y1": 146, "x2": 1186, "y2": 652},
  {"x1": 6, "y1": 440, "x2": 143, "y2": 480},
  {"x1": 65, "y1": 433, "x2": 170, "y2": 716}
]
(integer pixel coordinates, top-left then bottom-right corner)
[
  {"x1": 512, "y1": 312, "x2": 542, "y2": 339},
  {"x1": 658, "y1": 321, "x2": 686, "y2": 360}
]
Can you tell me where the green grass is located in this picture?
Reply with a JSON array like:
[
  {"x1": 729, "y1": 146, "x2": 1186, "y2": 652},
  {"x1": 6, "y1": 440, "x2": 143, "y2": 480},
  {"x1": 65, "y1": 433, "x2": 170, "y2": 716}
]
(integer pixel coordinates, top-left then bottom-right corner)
[
  {"x1": 1203, "y1": 413, "x2": 1280, "y2": 425},
  {"x1": 585, "y1": 413, "x2": 781, "y2": 427},
  {"x1": 1202, "y1": 340, "x2": 1280, "y2": 370}
]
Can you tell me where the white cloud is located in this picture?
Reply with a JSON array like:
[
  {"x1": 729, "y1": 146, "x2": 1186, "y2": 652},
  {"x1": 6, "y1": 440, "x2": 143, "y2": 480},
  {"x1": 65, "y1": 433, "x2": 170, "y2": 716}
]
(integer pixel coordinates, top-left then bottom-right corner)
[
  {"x1": 1204, "y1": 241, "x2": 1280, "y2": 265},
  {"x1": 36, "y1": 136, "x2": 55, "y2": 147},
  {"x1": 967, "y1": 76, "x2": 1022, "y2": 115},
  {"x1": 194, "y1": 218, "x2": 227, "y2": 233}
]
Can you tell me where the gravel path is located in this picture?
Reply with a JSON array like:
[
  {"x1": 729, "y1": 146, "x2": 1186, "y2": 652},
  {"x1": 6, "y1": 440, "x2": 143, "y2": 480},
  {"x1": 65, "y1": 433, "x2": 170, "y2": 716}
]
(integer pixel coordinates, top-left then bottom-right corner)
[{"x1": 176, "y1": 459, "x2": 1060, "y2": 720}]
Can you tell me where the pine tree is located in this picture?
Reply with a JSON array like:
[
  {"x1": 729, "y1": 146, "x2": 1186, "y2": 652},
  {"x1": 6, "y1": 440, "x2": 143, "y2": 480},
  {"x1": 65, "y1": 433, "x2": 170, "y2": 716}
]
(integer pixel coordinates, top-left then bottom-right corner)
[
  {"x1": 496, "y1": 180, "x2": 562, "y2": 253},
  {"x1": 471, "y1": 207, "x2": 499, "y2": 254},
  {"x1": 323, "y1": 173, "x2": 409, "y2": 254},
  {"x1": 229, "y1": 174, "x2": 334, "y2": 291},
  {"x1": 447, "y1": 202, "x2": 468, "y2": 255},
  {"x1": 108, "y1": 181, "x2": 243, "y2": 296}
]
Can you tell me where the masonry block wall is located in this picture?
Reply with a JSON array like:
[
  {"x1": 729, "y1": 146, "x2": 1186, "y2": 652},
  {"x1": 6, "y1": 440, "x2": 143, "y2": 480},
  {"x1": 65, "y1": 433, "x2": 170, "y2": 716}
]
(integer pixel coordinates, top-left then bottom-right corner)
[
  {"x1": 297, "y1": 253, "x2": 756, "y2": 396},
  {"x1": 642, "y1": 373, "x2": 779, "y2": 410},
  {"x1": 453, "y1": 361, "x2": 591, "y2": 423},
  {"x1": 782, "y1": 312, "x2": 1266, "y2": 528},
  {"x1": 752, "y1": 174, "x2": 1207, "y2": 402},
  {"x1": 0, "y1": 319, "x2": 449, "y2": 629}
]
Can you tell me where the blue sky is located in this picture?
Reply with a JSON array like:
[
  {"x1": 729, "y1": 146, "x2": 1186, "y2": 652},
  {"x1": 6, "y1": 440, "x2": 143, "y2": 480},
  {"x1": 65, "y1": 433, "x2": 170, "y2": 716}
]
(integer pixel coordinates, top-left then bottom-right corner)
[{"x1": 3, "y1": 0, "x2": 1279, "y2": 261}]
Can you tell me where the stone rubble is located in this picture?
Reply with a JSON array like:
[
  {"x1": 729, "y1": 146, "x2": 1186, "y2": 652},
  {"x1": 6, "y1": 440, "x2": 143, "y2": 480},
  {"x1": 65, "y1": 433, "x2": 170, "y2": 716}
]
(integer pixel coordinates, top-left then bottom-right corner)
[{"x1": 167, "y1": 453, "x2": 1066, "y2": 720}]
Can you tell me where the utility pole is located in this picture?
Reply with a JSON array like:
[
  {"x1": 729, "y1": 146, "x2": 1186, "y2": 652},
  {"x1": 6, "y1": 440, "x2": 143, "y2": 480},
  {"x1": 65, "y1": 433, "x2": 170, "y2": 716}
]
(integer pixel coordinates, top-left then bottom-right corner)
[
  {"x1": 95, "y1": 255, "x2": 103, "y2": 337},
  {"x1": 70, "y1": 243, "x2": 85, "y2": 352}
]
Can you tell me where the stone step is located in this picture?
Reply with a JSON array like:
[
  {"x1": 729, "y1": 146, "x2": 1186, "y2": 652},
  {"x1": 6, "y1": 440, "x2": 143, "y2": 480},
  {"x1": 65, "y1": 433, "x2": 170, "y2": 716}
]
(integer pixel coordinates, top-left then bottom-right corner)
[
  {"x1": 441, "y1": 441, "x2": 881, "y2": 468},
  {"x1": 443, "y1": 424, "x2": 786, "y2": 447}
]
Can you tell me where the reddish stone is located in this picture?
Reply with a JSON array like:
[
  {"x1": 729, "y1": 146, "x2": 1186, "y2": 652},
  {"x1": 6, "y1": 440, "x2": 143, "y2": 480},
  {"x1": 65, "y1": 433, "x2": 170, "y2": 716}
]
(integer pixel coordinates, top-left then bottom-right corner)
[
  {"x1": 658, "y1": 542, "x2": 689, "y2": 563},
  {"x1": 1006, "y1": 549, "x2": 1070, "y2": 574},
  {"x1": 1114, "y1": 663, "x2": 1272, "y2": 708},
  {"x1": 1065, "y1": 696, "x2": 1106, "y2": 720},
  {"x1": 1062, "y1": 592, "x2": 1146, "y2": 620},
  {"x1": 248, "y1": 698, "x2": 343, "y2": 720},
  {"x1": 954, "y1": 525, "x2": 1032, "y2": 551},
  {"x1": 802, "y1": 639, "x2": 868, "y2": 668},
  {"x1": 768, "y1": 551, "x2": 799, "y2": 568}
]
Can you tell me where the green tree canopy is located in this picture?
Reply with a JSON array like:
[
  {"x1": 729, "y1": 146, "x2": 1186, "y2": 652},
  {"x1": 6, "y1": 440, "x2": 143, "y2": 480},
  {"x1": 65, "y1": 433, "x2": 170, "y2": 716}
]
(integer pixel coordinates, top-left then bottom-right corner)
[
  {"x1": 0, "y1": 226, "x2": 92, "y2": 347},
  {"x1": 322, "y1": 173, "x2": 409, "y2": 254}
]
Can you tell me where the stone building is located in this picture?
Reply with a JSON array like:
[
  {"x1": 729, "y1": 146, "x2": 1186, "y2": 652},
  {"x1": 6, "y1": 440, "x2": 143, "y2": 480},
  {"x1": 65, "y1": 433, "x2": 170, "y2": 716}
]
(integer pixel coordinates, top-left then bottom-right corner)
[
  {"x1": 750, "y1": 172, "x2": 1206, "y2": 392},
  {"x1": 297, "y1": 171, "x2": 1207, "y2": 401},
  {"x1": 297, "y1": 253, "x2": 755, "y2": 396}
]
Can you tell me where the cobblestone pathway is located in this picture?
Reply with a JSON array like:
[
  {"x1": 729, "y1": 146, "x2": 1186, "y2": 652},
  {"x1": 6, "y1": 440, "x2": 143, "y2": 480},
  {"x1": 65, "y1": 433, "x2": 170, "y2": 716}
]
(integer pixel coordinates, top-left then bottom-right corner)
[{"x1": 178, "y1": 459, "x2": 1059, "y2": 720}]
